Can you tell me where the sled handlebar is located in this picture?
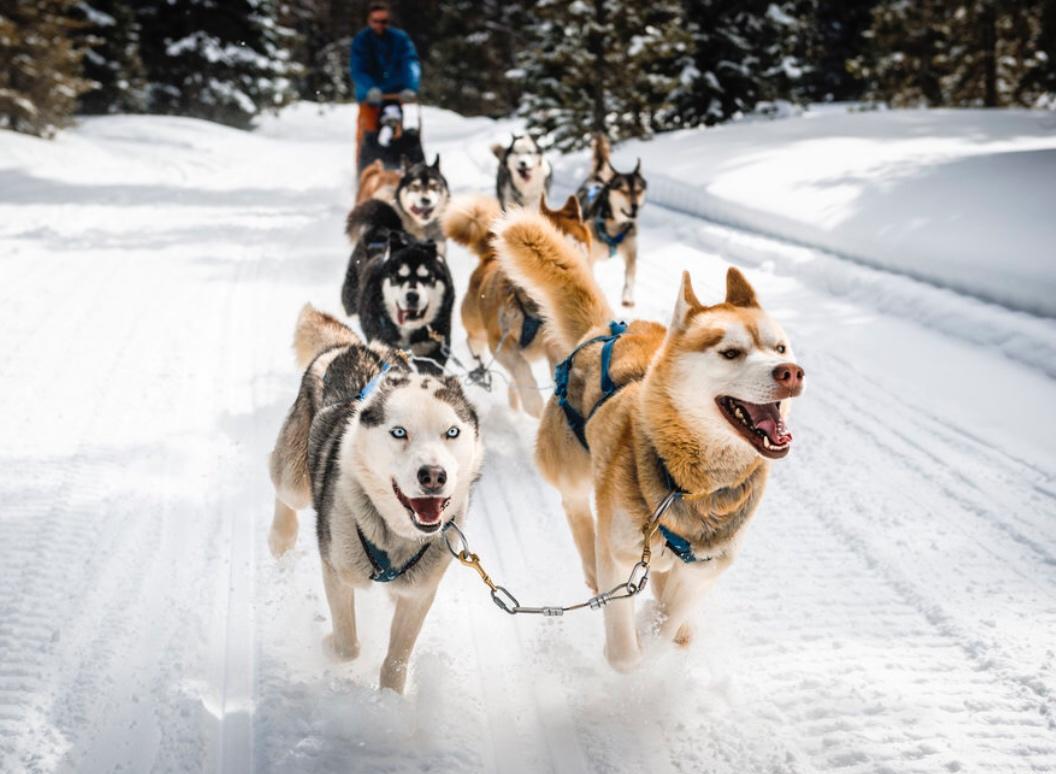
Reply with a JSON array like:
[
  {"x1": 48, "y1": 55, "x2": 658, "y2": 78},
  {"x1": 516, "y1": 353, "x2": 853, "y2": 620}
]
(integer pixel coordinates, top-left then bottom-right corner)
[{"x1": 380, "y1": 93, "x2": 417, "y2": 103}]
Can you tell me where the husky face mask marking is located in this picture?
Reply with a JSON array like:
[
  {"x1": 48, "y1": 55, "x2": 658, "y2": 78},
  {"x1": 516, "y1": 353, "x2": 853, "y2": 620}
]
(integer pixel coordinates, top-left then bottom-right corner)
[
  {"x1": 397, "y1": 156, "x2": 450, "y2": 228},
  {"x1": 601, "y1": 160, "x2": 647, "y2": 225},
  {"x1": 667, "y1": 270, "x2": 805, "y2": 460},
  {"x1": 379, "y1": 242, "x2": 447, "y2": 332},
  {"x1": 352, "y1": 374, "x2": 481, "y2": 537},
  {"x1": 504, "y1": 135, "x2": 547, "y2": 186}
]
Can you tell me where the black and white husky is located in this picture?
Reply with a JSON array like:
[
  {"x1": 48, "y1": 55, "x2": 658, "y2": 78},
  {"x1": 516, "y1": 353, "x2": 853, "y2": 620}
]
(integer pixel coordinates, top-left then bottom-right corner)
[
  {"x1": 576, "y1": 134, "x2": 647, "y2": 307},
  {"x1": 268, "y1": 305, "x2": 484, "y2": 694},
  {"x1": 341, "y1": 212, "x2": 454, "y2": 369},
  {"x1": 346, "y1": 155, "x2": 450, "y2": 253},
  {"x1": 491, "y1": 134, "x2": 552, "y2": 211}
]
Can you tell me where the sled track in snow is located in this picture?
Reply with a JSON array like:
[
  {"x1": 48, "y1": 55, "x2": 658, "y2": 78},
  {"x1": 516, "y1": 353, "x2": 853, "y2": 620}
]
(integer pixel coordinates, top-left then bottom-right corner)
[{"x1": 1, "y1": 110, "x2": 1054, "y2": 773}]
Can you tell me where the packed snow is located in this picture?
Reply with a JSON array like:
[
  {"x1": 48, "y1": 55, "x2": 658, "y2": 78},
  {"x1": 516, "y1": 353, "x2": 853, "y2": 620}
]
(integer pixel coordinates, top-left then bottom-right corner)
[
  {"x1": 1, "y1": 103, "x2": 1054, "y2": 774},
  {"x1": 570, "y1": 107, "x2": 1056, "y2": 318}
]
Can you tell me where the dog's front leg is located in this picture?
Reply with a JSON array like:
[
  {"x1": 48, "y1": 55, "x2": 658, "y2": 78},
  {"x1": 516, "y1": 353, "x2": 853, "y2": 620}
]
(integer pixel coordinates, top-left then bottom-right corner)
[
  {"x1": 620, "y1": 237, "x2": 638, "y2": 308},
  {"x1": 379, "y1": 585, "x2": 438, "y2": 694},
  {"x1": 655, "y1": 558, "x2": 731, "y2": 647},
  {"x1": 321, "y1": 562, "x2": 360, "y2": 660},
  {"x1": 595, "y1": 526, "x2": 642, "y2": 672}
]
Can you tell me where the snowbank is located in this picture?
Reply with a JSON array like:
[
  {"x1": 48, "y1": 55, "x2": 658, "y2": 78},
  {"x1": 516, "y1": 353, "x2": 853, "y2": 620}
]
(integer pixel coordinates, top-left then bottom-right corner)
[{"x1": 572, "y1": 108, "x2": 1056, "y2": 317}]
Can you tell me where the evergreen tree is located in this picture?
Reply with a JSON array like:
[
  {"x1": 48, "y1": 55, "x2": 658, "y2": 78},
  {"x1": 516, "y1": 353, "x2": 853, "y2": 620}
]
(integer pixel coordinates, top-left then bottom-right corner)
[
  {"x1": 855, "y1": 0, "x2": 1049, "y2": 107},
  {"x1": 423, "y1": 0, "x2": 531, "y2": 117},
  {"x1": 0, "y1": 0, "x2": 91, "y2": 136},
  {"x1": 73, "y1": 0, "x2": 148, "y2": 114},
  {"x1": 137, "y1": 0, "x2": 295, "y2": 128},
  {"x1": 795, "y1": 0, "x2": 878, "y2": 102},
  {"x1": 279, "y1": 0, "x2": 352, "y2": 103},
  {"x1": 519, "y1": 0, "x2": 693, "y2": 150},
  {"x1": 673, "y1": 0, "x2": 808, "y2": 127}
]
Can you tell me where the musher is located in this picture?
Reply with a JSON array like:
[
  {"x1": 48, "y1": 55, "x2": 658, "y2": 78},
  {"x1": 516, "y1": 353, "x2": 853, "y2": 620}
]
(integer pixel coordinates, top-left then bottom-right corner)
[{"x1": 349, "y1": 1, "x2": 421, "y2": 160}]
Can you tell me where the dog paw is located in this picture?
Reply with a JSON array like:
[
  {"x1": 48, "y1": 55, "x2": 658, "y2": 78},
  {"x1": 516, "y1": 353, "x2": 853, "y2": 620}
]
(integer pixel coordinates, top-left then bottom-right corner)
[
  {"x1": 268, "y1": 527, "x2": 297, "y2": 558},
  {"x1": 379, "y1": 659, "x2": 407, "y2": 694},
  {"x1": 673, "y1": 623, "x2": 694, "y2": 648},
  {"x1": 323, "y1": 633, "x2": 360, "y2": 661}
]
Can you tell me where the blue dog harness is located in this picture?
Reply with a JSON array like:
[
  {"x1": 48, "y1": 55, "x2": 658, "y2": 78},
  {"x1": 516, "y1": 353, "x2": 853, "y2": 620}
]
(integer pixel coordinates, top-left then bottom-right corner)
[
  {"x1": 512, "y1": 291, "x2": 544, "y2": 349},
  {"x1": 594, "y1": 211, "x2": 632, "y2": 257},
  {"x1": 356, "y1": 524, "x2": 433, "y2": 582},
  {"x1": 656, "y1": 459, "x2": 713, "y2": 564},
  {"x1": 357, "y1": 361, "x2": 392, "y2": 401},
  {"x1": 552, "y1": 320, "x2": 628, "y2": 449}
]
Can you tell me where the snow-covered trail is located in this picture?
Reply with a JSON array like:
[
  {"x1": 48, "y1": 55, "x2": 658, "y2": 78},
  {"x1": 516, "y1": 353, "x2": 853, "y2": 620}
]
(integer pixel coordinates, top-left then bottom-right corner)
[{"x1": 1, "y1": 105, "x2": 1053, "y2": 774}]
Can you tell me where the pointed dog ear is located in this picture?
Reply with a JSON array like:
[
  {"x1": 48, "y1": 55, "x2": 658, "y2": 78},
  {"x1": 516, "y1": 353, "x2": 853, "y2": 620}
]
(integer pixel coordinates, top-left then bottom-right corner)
[
  {"x1": 670, "y1": 271, "x2": 704, "y2": 332},
  {"x1": 725, "y1": 267, "x2": 759, "y2": 308},
  {"x1": 431, "y1": 154, "x2": 441, "y2": 171},
  {"x1": 633, "y1": 158, "x2": 641, "y2": 175},
  {"x1": 490, "y1": 142, "x2": 505, "y2": 160},
  {"x1": 559, "y1": 194, "x2": 582, "y2": 221},
  {"x1": 400, "y1": 155, "x2": 411, "y2": 173}
]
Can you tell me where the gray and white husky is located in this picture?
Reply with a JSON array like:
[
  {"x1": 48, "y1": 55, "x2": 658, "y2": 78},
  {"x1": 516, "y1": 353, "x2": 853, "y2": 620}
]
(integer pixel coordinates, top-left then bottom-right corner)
[
  {"x1": 575, "y1": 134, "x2": 647, "y2": 307},
  {"x1": 268, "y1": 305, "x2": 484, "y2": 693},
  {"x1": 491, "y1": 134, "x2": 552, "y2": 211},
  {"x1": 347, "y1": 156, "x2": 450, "y2": 253}
]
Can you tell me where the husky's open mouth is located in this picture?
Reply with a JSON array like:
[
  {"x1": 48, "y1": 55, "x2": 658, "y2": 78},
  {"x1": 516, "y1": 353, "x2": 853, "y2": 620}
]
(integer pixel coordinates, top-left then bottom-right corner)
[
  {"x1": 392, "y1": 480, "x2": 450, "y2": 533},
  {"x1": 517, "y1": 167, "x2": 533, "y2": 182},
  {"x1": 396, "y1": 305, "x2": 427, "y2": 325},
  {"x1": 717, "y1": 396, "x2": 793, "y2": 459},
  {"x1": 410, "y1": 204, "x2": 434, "y2": 220}
]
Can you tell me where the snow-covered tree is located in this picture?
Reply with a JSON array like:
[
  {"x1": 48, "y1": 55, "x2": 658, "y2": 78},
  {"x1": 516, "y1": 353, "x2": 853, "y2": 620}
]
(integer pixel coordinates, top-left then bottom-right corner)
[
  {"x1": 794, "y1": 0, "x2": 878, "y2": 103},
  {"x1": 673, "y1": 0, "x2": 809, "y2": 127},
  {"x1": 73, "y1": 0, "x2": 148, "y2": 114},
  {"x1": 518, "y1": 0, "x2": 692, "y2": 150},
  {"x1": 0, "y1": 0, "x2": 91, "y2": 136},
  {"x1": 279, "y1": 0, "x2": 350, "y2": 103},
  {"x1": 855, "y1": 0, "x2": 1050, "y2": 108},
  {"x1": 137, "y1": 0, "x2": 295, "y2": 128},
  {"x1": 424, "y1": 0, "x2": 530, "y2": 117}
]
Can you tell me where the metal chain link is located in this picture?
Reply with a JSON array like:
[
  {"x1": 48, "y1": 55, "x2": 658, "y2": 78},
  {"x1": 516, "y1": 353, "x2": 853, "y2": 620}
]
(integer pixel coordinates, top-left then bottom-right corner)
[{"x1": 444, "y1": 488, "x2": 681, "y2": 616}]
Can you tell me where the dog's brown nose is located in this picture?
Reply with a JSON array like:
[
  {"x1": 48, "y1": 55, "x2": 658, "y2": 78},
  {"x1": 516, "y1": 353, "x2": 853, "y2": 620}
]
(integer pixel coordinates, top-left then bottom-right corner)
[
  {"x1": 772, "y1": 362, "x2": 805, "y2": 395},
  {"x1": 417, "y1": 465, "x2": 447, "y2": 493}
]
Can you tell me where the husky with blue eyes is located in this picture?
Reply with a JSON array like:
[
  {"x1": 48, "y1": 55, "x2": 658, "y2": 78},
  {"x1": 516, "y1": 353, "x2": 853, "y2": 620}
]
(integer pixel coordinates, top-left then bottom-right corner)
[{"x1": 268, "y1": 305, "x2": 484, "y2": 693}]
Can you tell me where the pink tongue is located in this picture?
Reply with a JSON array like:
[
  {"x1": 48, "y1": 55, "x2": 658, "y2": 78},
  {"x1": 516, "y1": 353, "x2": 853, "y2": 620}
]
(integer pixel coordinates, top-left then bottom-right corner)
[
  {"x1": 410, "y1": 497, "x2": 444, "y2": 523},
  {"x1": 397, "y1": 308, "x2": 408, "y2": 324},
  {"x1": 744, "y1": 404, "x2": 793, "y2": 444}
]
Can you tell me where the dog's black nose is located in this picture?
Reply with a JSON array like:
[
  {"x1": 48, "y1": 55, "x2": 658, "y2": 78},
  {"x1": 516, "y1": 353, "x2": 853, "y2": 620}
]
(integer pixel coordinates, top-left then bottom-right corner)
[
  {"x1": 417, "y1": 465, "x2": 446, "y2": 493},
  {"x1": 406, "y1": 290, "x2": 420, "y2": 306},
  {"x1": 420, "y1": 198, "x2": 432, "y2": 207}
]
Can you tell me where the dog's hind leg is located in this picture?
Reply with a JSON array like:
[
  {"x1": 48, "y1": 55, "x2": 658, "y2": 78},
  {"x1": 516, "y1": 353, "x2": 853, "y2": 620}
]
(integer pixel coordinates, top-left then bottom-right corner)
[
  {"x1": 322, "y1": 562, "x2": 360, "y2": 660},
  {"x1": 495, "y1": 346, "x2": 543, "y2": 417},
  {"x1": 380, "y1": 587, "x2": 438, "y2": 694}
]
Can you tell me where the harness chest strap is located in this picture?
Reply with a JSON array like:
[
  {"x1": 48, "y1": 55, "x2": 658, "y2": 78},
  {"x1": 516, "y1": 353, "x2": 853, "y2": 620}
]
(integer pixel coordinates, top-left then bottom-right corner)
[
  {"x1": 552, "y1": 320, "x2": 628, "y2": 449},
  {"x1": 356, "y1": 524, "x2": 434, "y2": 582}
]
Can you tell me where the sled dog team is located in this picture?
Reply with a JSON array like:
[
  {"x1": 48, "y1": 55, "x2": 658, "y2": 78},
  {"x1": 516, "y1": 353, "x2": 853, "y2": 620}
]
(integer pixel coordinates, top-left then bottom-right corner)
[{"x1": 269, "y1": 133, "x2": 806, "y2": 693}]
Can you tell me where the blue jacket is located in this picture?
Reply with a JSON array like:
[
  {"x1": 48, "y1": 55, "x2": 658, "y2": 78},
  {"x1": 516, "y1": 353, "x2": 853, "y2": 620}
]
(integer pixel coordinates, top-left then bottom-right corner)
[{"x1": 349, "y1": 27, "x2": 421, "y2": 103}]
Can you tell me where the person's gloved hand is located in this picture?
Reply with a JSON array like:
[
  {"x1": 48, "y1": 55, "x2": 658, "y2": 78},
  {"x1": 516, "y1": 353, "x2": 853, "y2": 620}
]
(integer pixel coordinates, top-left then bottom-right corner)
[
  {"x1": 399, "y1": 89, "x2": 416, "y2": 103},
  {"x1": 366, "y1": 87, "x2": 382, "y2": 105}
]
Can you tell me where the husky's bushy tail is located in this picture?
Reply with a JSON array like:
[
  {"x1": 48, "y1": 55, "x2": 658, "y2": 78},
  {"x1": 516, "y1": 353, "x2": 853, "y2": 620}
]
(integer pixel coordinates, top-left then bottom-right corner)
[
  {"x1": 293, "y1": 304, "x2": 359, "y2": 369},
  {"x1": 443, "y1": 195, "x2": 501, "y2": 260},
  {"x1": 345, "y1": 198, "x2": 403, "y2": 242},
  {"x1": 494, "y1": 210, "x2": 612, "y2": 353},
  {"x1": 591, "y1": 133, "x2": 612, "y2": 173}
]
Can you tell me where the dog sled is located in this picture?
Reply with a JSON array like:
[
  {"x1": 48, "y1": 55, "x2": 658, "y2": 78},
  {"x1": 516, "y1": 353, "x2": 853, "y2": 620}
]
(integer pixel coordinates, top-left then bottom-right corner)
[{"x1": 357, "y1": 94, "x2": 426, "y2": 173}]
